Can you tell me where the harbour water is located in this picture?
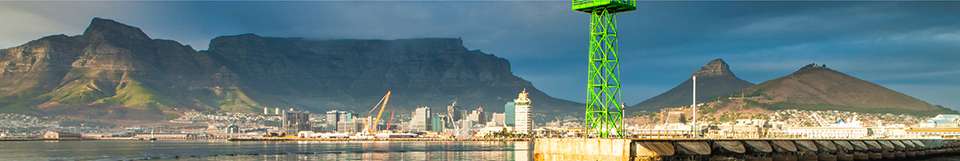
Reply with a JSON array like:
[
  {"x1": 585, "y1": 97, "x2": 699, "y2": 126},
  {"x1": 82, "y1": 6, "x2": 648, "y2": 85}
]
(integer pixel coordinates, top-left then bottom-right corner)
[{"x1": 0, "y1": 140, "x2": 533, "y2": 160}]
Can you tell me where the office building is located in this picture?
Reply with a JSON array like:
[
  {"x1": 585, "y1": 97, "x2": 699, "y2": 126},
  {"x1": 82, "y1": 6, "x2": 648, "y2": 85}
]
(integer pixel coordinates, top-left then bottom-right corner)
[
  {"x1": 408, "y1": 106, "x2": 431, "y2": 132},
  {"x1": 325, "y1": 110, "x2": 352, "y2": 132},
  {"x1": 432, "y1": 115, "x2": 447, "y2": 132},
  {"x1": 282, "y1": 110, "x2": 311, "y2": 134},
  {"x1": 447, "y1": 102, "x2": 465, "y2": 122},
  {"x1": 468, "y1": 107, "x2": 487, "y2": 125},
  {"x1": 504, "y1": 102, "x2": 515, "y2": 126}
]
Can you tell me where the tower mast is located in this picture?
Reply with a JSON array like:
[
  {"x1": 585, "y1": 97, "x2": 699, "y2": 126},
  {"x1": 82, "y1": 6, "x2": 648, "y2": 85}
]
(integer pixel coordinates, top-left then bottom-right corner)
[
  {"x1": 693, "y1": 76, "x2": 697, "y2": 126},
  {"x1": 573, "y1": 0, "x2": 635, "y2": 138}
]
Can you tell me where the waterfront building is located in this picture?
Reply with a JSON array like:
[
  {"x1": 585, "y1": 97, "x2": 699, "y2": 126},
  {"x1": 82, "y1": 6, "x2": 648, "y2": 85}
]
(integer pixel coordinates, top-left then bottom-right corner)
[
  {"x1": 282, "y1": 110, "x2": 311, "y2": 134},
  {"x1": 504, "y1": 102, "x2": 515, "y2": 126},
  {"x1": 407, "y1": 106, "x2": 431, "y2": 132},
  {"x1": 468, "y1": 107, "x2": 487, "y2": 125},
  {"x1": 43, "y1": 131, "x2": 81, "y2": 139},
  {"x1": 514, "y1": 89, "x2": 532, "y2": 134},
  {"x1": 224, "y1": 124, "x2": 240, "y2": 134}
]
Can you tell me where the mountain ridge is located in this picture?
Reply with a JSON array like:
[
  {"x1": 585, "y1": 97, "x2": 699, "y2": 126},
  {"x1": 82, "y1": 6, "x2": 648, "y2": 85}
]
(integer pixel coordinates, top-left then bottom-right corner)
[{"x1": 0, "y1": 18, "x2": 583, "y2": 121}]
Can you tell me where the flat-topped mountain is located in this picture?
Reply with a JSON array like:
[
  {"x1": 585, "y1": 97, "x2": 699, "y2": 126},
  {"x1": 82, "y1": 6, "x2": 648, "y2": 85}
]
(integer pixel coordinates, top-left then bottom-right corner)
[
  {"x1": 0, "y1": 18, "x2": 582, "y2": 120},
  {"x1": 631, "y1": 59, "x2": 755, "y2": 111}
]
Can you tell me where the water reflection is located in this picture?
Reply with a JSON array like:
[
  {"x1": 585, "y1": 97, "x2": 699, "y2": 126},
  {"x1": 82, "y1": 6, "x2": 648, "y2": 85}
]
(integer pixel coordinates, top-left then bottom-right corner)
[{"x1": 0, "y1": 140, "x2": 532, "y2": 161}]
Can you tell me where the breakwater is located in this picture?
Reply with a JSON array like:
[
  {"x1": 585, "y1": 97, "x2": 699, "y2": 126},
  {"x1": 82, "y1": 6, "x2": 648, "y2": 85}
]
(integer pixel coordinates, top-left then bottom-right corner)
[{"x1": 534, "y1": 138, "x2": 960, "y2": 161}]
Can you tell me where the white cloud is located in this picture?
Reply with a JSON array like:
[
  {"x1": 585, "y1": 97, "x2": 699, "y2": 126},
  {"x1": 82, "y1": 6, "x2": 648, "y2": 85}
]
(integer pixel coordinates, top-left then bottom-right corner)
[{"x1": 0, "y1": 5, "x2": 82, "y2": 48}]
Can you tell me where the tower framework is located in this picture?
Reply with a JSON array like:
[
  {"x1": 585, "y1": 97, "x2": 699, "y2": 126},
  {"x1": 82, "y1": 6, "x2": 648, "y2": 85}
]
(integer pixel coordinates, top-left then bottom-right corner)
[{"x1": 572, "y1": 0, "x2": 635, "y2": 138}]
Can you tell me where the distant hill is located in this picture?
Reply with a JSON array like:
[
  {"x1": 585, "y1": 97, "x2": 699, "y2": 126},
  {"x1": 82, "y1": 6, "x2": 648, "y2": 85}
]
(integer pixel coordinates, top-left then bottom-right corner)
[
  {"x1": 0, "y1": 18, "x2": 583, "y2": 120},
  {"x1": 630, "y1": 59, "x2": 754, "y2": 111},
  {"x1": 733, "y1": 64, "x2": 955, "y2": 116}
]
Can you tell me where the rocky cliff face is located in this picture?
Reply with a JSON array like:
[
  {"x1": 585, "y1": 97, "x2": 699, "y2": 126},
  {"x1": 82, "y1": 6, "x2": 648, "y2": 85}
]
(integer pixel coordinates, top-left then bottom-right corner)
[
  {"x1": 630, "y1": 59, "x2": 755, "y2": 111},
  {"x1": 203, "y1": 34, "x2": 581, "y2": 117},
  {"x1": 0, "y1": 18, "x2": 582, "y2": 120}
]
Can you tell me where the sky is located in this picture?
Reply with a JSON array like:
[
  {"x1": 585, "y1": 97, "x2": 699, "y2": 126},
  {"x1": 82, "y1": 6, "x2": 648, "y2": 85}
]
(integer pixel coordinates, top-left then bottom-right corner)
[{"x1": 1, "y1": 1, "x2": 958, "y2": 112}]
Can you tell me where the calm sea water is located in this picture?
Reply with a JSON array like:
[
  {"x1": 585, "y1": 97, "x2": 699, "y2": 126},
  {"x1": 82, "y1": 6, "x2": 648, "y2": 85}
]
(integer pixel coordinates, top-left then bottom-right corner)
[{"x1": 0, "y1": 140, "x2": 532, "y2": 160}]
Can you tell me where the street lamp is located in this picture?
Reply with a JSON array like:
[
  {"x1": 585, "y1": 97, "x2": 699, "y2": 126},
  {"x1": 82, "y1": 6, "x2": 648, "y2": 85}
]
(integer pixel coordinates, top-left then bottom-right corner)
[{"x1": 621, "y1": 103, "x2": 626, "y2": 138}]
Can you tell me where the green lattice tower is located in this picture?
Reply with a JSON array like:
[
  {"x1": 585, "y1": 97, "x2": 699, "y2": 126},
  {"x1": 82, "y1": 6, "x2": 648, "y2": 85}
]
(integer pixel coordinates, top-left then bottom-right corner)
[{"x1": 573, "y1": 0, "x2": 635, "y2": 138}]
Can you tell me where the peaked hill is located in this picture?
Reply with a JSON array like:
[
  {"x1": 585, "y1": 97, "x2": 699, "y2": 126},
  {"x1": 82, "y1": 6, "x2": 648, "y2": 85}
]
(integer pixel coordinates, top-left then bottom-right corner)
[
  {"x1": 0, "y1": 18, "x2": 583, "y2": 120},
  {"x1": 631, "y1": 59, "x2": 754, "y2": 111},
  {"x1": 734, "y1": 65, "x2": 955, "y2": 116}
]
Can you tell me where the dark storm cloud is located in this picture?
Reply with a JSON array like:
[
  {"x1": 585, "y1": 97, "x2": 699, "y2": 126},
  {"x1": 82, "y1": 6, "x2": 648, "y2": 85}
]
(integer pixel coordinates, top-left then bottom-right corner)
[{"x1": 0, "y1": 1, "x2": 958, "y2": 110}]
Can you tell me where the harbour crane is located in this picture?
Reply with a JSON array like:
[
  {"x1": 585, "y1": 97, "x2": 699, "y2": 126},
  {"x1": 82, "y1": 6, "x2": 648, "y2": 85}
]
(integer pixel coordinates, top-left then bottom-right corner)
[{"x1": 360, "y1": 91, "x2": 391, "y2": 136}]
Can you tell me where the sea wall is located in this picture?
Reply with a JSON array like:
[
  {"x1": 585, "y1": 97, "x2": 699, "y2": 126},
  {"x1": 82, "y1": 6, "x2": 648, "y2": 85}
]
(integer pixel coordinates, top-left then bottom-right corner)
[{"x1": 534, "y1": 138, "x2": 960, "y2": 161}]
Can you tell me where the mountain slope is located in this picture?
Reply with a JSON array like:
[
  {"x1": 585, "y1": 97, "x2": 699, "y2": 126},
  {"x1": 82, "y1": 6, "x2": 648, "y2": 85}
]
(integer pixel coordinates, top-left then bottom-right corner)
[
  {"x1": 631, "y1": 59, "x2": 754, "y2": 111},
  {"x1": 0, "y1": 18, "x2": 583, "y2": 120},
  {"x1": 0, "y1": 18, "x2": 254, "y2": 120},
  {"x1": 735, "y1": 65, "x2": 955, "y2": 116},
  {"x1": 202, "y1": 34, "x2": 582, "y2": 117}
]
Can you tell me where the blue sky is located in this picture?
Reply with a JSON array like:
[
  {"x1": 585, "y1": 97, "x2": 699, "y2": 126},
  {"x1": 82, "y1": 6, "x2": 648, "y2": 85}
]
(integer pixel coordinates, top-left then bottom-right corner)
[{"x1": 1, "y1": 1, "x2": 958, "y2": 111}]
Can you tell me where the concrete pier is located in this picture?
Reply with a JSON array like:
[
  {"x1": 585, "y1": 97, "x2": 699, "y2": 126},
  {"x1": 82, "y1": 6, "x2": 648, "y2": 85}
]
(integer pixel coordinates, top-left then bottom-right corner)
[{"x1": 534, "y1": 139, "x2": 960, "y2": 161}]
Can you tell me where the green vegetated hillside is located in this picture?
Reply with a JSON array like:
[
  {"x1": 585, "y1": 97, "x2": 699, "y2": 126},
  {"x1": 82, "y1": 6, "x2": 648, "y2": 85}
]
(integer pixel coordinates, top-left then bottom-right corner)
[
  {"x1": 732, "y1": 65, "x2": 956, "y2": 116},
  {"x1": 0, "y1": 18, "x2": 262, "y2": 120}
]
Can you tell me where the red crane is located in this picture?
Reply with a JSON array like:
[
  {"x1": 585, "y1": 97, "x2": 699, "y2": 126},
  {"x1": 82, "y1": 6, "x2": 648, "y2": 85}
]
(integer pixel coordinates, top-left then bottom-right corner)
[{"x1": 387, "y1": 109, "x2": 396, "y2": 130}]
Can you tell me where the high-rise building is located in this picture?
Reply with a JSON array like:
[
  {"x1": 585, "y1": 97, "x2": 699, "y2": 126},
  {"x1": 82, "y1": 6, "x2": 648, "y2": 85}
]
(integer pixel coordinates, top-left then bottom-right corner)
[
  {"x1": 447, "y1": 102, "x2": 464, "y2": 122},
  {"x1": 504, "y1": 102, "x2": 515, "y2": 126},
  {"x1": 408, "y1": 106, "x2": 431, "y2": 132},
  {"x1": 468, "y1": 107, "x2": 487, "y2": 125},
  {"x1": 514, "y1": 89, "x2": 532, "y2": 134},
  {"x1": 282, "y1": 110, "x2": 311, "y2": 134},
  {"x1": 264, "y1": 107, "x2": 269, "y2": 115},
  {"x1": 431, "y1": 115, "x2": 446, "y2": 132},
  {"x1": 325, "y1": 110, "x2": 352, "y2": 132},
  {"x1": 492, "y1": 113, "x2": 506, "y2": 126}
]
